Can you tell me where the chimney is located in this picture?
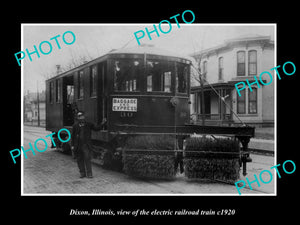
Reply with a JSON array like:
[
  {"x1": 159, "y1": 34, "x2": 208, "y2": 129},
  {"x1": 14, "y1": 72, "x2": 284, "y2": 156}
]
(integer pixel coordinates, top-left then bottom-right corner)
[{"x1": 56, "y1": 65, "x2": 61, "y2": 75}]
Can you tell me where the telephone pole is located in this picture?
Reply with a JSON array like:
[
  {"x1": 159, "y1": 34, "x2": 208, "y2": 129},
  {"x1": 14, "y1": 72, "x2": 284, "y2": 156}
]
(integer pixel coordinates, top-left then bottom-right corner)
[{"x1": 37, "y1": 81, "x2": 40, "y2": 127}]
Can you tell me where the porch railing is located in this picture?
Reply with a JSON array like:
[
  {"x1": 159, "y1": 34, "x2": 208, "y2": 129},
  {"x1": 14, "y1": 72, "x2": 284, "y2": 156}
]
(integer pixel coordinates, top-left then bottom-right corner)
[
  {"x1": 190, "y1": 113, "x2": 233, "y2": 126},
  {"x1": 195, "y1": 113, "x2": 232, "y2": 120}
]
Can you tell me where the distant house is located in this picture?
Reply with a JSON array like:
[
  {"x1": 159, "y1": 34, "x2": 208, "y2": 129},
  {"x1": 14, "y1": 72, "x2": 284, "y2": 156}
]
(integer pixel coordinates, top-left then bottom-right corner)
[
  {"x1": 24, "y1": 90, "x2": 46, "y2": 126},
  {"x1": 190, "y1": 35, "x2": 274, "y2": 127}
]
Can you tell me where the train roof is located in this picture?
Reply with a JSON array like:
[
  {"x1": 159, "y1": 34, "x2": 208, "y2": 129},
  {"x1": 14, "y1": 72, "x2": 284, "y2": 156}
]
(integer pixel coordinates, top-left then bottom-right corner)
[
  {"x1": 108, "y1": 45, "x2": 193, "y2": 62},
  {"x1": 46, "y1": 45, "x2": 192, "y2": 82}
]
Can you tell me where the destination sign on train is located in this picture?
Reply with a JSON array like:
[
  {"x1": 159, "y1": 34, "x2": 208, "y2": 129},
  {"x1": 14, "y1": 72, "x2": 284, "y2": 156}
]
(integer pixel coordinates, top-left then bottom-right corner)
[{"x1": 112, "y1": 98, "x2": 137, "y2": 112}]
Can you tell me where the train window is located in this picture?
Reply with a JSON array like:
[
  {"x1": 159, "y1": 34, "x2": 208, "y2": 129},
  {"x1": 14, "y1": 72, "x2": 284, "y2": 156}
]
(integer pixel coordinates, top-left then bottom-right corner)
[
  {"x1": 90, "y1": 65, "x2": 97, "y2": 97},
  {"x1": 78, "y1": 70, "x2": 84, "y2": 99},
  {"x1": 147, "y1": 75, "x2": 153, "y2": 91},
  {"x1": 146, "y1": 60, "x2": 174, "y2": 93},
  {"x1": 176, "y1": 63, "x2": 188, "y2": 93},
  {"x1": 67, "y1": 85, "x2": 74, "y2": 104},
  {"x1": 164, "y1": 72, "x2": 172, "y2": 92},
  {"x1": 55, "y1": 79, "x2": 61, "y2": 103},
  {"x1": 49, "y1": 81, "x2": 54, "y2": 103},
  {"x1": 113, "y1": 59, "x2": 142, "y2": 92}
]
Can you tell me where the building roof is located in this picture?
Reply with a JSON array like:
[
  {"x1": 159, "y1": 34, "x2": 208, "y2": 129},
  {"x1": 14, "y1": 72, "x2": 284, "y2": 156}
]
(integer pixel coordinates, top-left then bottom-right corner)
[
  {"x1": 191, "y1": 82, "x2": 235, "y2": 92},
  {"x1": 190, "y1": 35, "x2": 273, "y2": 58},
  {"x1": 224, "y1": 34, "x2": 272, "y2": 43}
]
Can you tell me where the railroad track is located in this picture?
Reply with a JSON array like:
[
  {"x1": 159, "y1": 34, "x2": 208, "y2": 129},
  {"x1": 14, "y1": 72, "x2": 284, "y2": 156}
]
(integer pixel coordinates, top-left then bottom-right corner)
[
  {"x1": 24, "y1": 126, "x2": 274, "y2": 156},
  {"x1": 23, "y1": 126, "x2": 274, "y2": 195}
]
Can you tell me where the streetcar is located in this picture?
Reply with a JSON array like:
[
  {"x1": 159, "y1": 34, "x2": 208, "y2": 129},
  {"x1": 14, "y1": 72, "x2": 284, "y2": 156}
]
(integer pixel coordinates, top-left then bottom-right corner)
[{"x1": 45, "y1": 45, "x2": 254, "y2": 177}]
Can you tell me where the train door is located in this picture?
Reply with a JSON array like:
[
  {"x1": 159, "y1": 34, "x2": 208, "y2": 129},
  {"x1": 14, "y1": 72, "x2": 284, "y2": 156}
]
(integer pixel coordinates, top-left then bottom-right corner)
[
  {"x1": 62, "y1": 75, "x2": 75, "y2": 126},
  {"x1": 175, "y1": 62, "x2": 190, "y2": 126},
  {"x1": 98, "y1": 62, "x2": 107, "y2": 130}
]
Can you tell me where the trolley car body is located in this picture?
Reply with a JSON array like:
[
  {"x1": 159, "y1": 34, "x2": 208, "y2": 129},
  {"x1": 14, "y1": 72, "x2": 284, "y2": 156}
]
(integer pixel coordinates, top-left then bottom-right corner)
[
  {"x1": 45, "y1": 45, "x2": 254, "y2": 173},
  {"x1": 46, "y1": 46, "x2": 192, "y2": 140}
]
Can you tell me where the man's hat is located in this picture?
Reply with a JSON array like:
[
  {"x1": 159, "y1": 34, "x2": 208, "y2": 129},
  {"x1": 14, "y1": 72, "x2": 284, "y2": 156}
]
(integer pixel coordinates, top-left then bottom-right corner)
[{"x1": 77, "y1": 111, "x2": 85, "y2": 117}]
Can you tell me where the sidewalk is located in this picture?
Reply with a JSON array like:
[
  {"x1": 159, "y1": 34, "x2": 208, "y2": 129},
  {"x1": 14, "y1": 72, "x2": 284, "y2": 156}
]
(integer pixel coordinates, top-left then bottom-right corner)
[
  {"x1": 23, "y1": 121, "x2": 46, "y2": 127},
  {"x1": 249, "y1": 127, "x2": 275, "y2": 154},
  {"x1": 249, "y1": 138, "x2": 274, "y2": 154}
]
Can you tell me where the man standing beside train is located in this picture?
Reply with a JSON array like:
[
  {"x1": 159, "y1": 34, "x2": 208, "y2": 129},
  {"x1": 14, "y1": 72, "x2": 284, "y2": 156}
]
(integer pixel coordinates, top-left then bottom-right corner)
[{"x1": 71, "y1": 111, "x2": 107, "y2": 178}]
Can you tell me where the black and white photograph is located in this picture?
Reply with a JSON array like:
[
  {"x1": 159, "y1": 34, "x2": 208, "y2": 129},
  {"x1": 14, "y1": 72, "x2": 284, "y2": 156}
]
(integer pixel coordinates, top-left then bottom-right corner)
[
  {"x1": 21, "y1": 24, "x2": 276, "y2": 195},
  {"x1": 4, "y1": 5, "x2": 299, "y2": 224}
]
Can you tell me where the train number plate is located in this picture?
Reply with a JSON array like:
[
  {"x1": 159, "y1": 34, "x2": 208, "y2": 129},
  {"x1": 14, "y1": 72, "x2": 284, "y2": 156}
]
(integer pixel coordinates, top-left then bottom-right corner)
[{"x1": 112, "y1": 98, "x2": 137, "y2": 112}]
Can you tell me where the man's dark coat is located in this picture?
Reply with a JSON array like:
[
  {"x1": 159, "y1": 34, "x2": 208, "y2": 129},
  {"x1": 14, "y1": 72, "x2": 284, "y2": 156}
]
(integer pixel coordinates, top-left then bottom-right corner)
[{"x1": 71, "y1": 121, "x2": 103, "y2": 152}]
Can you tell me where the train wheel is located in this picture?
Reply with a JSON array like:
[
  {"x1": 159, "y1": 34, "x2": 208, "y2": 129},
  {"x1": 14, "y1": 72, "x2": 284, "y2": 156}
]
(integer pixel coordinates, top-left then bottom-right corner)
[
  {"x1": 112, "y1": 151, "x2": 123, "y2": 172},
  {"x1": 102, "y1": 150, "x2": 113, "y2": 169}
]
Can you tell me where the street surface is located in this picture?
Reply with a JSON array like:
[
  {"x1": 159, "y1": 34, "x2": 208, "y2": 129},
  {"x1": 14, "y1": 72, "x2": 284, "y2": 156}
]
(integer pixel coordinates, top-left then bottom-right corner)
[{"x1": 22, "y1": 125, "x2": 275, "y2": 195}]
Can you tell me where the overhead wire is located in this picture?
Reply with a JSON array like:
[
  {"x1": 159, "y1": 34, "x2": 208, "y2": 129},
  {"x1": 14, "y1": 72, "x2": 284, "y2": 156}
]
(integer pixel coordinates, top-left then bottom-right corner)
[{"x1": 191, "y1": 64, "x2": 247, "y2": 126}]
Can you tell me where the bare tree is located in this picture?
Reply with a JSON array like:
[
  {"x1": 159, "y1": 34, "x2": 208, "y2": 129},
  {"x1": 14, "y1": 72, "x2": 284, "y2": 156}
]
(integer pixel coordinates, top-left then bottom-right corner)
[
  {"x1": 190, "y1": 29, "x2": 207, "y2": 126},
  {"x1": 40, "y1": 47, "x2": 96, "y2": 80}
]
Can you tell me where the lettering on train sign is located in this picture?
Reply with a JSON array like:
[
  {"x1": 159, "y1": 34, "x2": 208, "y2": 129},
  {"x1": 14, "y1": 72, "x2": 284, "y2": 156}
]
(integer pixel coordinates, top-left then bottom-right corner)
[{"x1": 112, "y1": 98, "x2": 137, "y2": 112}]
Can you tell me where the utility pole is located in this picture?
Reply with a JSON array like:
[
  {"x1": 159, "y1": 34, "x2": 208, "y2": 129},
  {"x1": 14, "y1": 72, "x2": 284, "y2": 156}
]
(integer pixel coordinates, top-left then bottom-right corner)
[
  {"x1": 196, "y1": 59, "x2": 205, "y2": 126},
  {"x1": 199, "y1": 74, "x2": 205, "y2": 126},
  {"x1": 37, "y1": 81, "x2": 40, "y2": 127}
]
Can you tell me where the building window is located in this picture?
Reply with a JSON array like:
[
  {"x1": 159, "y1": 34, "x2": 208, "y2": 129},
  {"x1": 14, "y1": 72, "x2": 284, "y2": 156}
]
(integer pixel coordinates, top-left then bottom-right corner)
[
  {"x1": 237, "y1": 51, "x2": 245, "y2": 76},
  {"x1": 90, "y1": 65, "x2": 97, "y2": 97},
  {"x1": 248, "y1": 88, "x2": 257, "y2": 114},
  {"x1": 248, "y1": 50, "x2": 257, "y2": 76},
  {"x1": 49, "y1": 81, "x2": 54, "y2": 103},
  {"x1": 55, "y1": 79, "x2": 61, "y2": 103},
  {"x1": 202, "y1": 61, "x2": 207, "y2": 80},
  {"x1": 78, "y1": 70, "x2": 84, "y2": 99},
  {"x1": 218, "y1": 57, "x2": 224, "y2": 80},
  {"x1": 237, "y1": 88, "x2": 246, "y2": 114}
]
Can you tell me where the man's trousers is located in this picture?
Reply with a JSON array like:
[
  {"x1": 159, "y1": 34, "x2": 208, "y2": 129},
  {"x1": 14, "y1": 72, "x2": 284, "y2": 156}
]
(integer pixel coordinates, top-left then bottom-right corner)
[{"x1": 76, "y1": 144, "x2": 92, "y2": 177}]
